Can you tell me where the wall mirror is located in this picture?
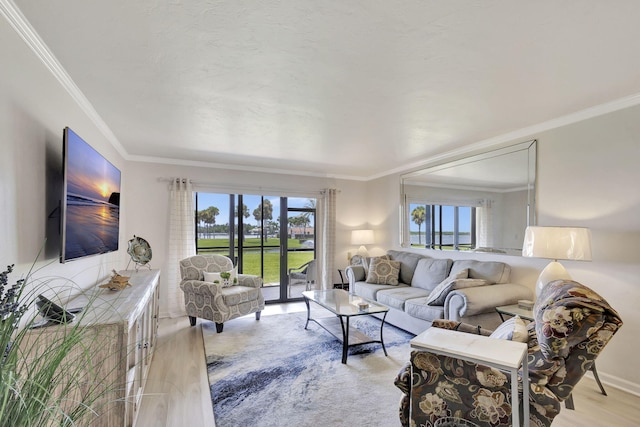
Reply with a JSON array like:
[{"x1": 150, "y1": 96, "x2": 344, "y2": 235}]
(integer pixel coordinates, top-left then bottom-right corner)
[{"x1": 400, "y1": 140, "x2": 536, "y2": 256}]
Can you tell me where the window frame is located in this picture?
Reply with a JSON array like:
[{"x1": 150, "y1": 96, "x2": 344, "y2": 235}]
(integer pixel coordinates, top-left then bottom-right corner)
[{"x1": 407, "y1": 201, "x2": 476, "y2": 251}]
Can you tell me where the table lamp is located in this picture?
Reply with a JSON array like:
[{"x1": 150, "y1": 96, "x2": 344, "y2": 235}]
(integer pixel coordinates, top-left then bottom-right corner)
[
  {"x1": 351, "y1": 229, "x2": 375, "y2": 257},
  {"x1": 522, "y1": 226, "x2": 592, "y2": 297}
]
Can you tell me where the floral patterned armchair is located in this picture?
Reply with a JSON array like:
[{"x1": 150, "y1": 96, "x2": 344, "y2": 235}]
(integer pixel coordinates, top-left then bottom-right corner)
[
  {"x1": 394, "y1": 279, "x2": 622, "y2": 427},
  {"x1": 179, "y1": 254, "x2": 265, "y2": 333}
]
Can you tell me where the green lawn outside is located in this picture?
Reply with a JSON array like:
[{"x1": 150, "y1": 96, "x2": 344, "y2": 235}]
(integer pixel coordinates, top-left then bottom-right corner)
[
  {"x1": 198, "y1": 238, "x2": 314, "y2": 284},
  {"x1": 198, "y1": 237, "x2": 307, "y2": 249},
  {"x1": 243, "y1": 251, "x2": 314, "y2": 284}
]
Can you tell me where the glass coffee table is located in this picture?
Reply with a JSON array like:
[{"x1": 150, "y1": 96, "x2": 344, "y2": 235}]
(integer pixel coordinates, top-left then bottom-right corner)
[{"x1": 302, "y1": 289, "x2": 389, "y2": 364}]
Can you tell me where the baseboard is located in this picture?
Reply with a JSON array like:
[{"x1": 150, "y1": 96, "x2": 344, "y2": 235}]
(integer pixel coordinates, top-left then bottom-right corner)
[{"x1": 584, "y1": 370, "x2": 640, "y2": 397}]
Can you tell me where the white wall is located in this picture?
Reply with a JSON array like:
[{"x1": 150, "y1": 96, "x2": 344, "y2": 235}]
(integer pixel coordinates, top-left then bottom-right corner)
[
  {"x1": 0, "y1": 17, "x2": 127, "y2": 300},
  {"x1": 370, "y1": 104, "x2": 640, "y2": 395}
]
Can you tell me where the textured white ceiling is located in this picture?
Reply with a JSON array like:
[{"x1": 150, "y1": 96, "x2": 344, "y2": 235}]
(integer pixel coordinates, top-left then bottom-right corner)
[{"x1": 11, "y1": 0, "x2": 640, "y2": 179}]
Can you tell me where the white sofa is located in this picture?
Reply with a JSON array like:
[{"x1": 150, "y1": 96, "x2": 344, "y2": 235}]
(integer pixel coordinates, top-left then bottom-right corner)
[{"x1": 345, "y1": 250, "x2": 532, "y2": 335}]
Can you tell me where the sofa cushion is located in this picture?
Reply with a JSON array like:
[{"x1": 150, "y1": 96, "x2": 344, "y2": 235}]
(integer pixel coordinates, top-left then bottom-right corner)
[
  {"x1": 352, "y1": 281, "x2": 403, "y2": 301},
  {"x1": 425, "y1": 269, "x2": 469, "y2": 306},
  {"x1": 387, "y1": 250, "x2": 426, "y2": 285},
  {"x1": 490, "y1": 315, "x2": 529, "y2": 342},
  {"x1": 221, "y1": 285, "x2": 262, "y2": 306},
  {"x1": 411, "y1": 258, "x2": 453, "y2": 291},
  {"x1": 404, "y1": 297, "x2": 445, "y2": 321},
  {"x1": 376, "y1": 287, "x2": 430, "y2": 311},
  {"x1": 449, "y1": 260, "x2": 511, "y2": 284},
  {"x1": 366, "y1": 257, "x2": 401, "y2": 285}
]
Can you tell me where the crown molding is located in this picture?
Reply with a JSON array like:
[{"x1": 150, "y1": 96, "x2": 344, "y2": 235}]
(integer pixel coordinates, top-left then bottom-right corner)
[
  {"x1": 5, "y1": 0, "x2": 640, "y2": 182},
  {"x1": 369, "y1": 92, "x2": 640, "y2": 181},
  {"x1": 1, "y1": 0, "x2": 128, "y2": 159},
  {"x1": 0, "y1": 0, "x2": 367, "y2": 181},
  {"x1": 128, "y1": 153, "x2": 368, "y2": 181}
]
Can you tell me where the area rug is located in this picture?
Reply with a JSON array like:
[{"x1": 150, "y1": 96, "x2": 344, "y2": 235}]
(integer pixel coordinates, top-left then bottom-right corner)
[{"x1": 202, "y1": 311, "x2": 414, "y2": 427}]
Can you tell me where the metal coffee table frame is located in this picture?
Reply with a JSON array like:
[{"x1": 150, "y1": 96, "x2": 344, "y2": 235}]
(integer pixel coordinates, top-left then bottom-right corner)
[{"x1": 302, "y1": 289, "x2": 389, "y2": 364}]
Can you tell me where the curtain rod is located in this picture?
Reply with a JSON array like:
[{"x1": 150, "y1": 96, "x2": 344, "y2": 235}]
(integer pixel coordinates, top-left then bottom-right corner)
[{"x1": 157, "y1": 177, "x2": 335, "y2": 196}]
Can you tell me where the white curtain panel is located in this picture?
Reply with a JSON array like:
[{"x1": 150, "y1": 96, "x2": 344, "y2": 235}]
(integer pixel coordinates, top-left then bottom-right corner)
[
  {"x1": 164, "y1": 178, "x2": 195, "y2": 318},
  {"x1": 476, "y1": 199, "x2": 494, "y2": 248},
  {"x1": 320, "y1": 188, "x2": 337, "y2": 290}
]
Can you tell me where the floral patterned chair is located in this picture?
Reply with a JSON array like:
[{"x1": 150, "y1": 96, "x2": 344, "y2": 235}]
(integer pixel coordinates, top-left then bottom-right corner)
[
  {"x1": 394, "y1": 279, "x2": 622, "y2": 427},
  {"x1": 179, "y1": 254, "x2": 265, "y2": 333}
]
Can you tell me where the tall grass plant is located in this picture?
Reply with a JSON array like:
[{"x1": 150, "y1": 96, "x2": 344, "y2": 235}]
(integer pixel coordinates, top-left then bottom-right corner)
[{"x1": 0, "y1": 260, "x2": 120, "y2": 426}]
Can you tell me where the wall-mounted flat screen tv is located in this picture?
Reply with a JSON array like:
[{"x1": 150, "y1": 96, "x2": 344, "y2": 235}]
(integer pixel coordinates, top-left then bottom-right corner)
[{"x1": 61, "y1": 127, "x2": 121, "y2": 263}]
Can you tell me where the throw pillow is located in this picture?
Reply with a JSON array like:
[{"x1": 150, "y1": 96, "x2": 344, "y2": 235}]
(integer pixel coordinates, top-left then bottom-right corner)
[
  {"x1": 425, "y1": 269, "x2": 469, "y2": 306},
  {"x1": 489, "y1": 315, "x2": 529, "y2": 343},
  {"x1": 203, "y1": 271, "x2": 219, "y2": 283},
  {"x1": 203, "y1": 267, "x2": 238, "y2": 287},
  {"x1": 366, "y1": 257, "x2": 401, "y2": 285},
  {"x1": 351, "y1": 255, "x2": 391, "y2": 277}
]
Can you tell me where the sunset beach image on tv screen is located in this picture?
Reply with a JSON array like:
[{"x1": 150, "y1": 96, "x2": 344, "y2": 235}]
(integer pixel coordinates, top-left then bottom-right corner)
[{"x1": 63, "y1": 128, "x2": 121, "y2": 262}]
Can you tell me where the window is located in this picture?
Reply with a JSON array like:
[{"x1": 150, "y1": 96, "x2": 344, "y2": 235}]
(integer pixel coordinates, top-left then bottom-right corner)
[
  {"x1": 195, "y1": 193, "x2": 283, "y2": 277},
  {"x1": 195, "y1": 192, "x2": 316, "y2": 301},
  {"x1": 408, "y1": 203, "x2": 476, "y2": 250}
]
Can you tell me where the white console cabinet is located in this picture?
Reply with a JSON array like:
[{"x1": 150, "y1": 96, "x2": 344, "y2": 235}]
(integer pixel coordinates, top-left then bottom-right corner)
[{"x1": 20, "y1": 269, "x2": 160, "y2": 427}]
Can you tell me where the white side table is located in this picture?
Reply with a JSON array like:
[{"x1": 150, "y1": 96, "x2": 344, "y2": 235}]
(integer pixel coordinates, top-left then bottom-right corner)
[{"x1": 411, "y1": 327, "x2": 529, "y2": 427}]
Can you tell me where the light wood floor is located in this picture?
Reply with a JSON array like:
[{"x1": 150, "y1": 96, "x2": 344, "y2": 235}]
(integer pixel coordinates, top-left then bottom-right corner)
[{"x1": 136, "y1": 303, "x2": 640, "y2": 426}]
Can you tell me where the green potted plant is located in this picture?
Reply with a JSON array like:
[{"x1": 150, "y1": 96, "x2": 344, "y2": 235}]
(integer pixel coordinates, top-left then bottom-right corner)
[{"x1": 0, "y1": 263, "x2": 118, "y2": 426}]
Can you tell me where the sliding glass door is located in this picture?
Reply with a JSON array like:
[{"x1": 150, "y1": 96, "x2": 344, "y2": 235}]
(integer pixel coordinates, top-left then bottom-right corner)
[
  {"x1": 195, "y1": 192, "x2": 316, "y2": 303},
  {"x1": 283, "y1": 198, "x2": 316, "y2": 300}
]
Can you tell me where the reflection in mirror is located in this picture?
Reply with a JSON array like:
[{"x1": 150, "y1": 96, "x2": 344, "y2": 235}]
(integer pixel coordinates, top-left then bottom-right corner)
[{"x1": 401, "y1": 140, "x2": 536, "y2": 256}]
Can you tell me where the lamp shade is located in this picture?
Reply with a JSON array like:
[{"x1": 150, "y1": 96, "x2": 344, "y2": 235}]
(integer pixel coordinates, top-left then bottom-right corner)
[
  {"x1": 523, "y1": 226, "x2": 592, "y2": 298},
  {"x1": 351, "y1": 229, "x2": 374, "y2": 258},
  {"x1": 522, "y1": 226, "x2": 592, "y2": 261},
  {"x1": 351, "y1": 229, "x2": 375, "y2": 245}
]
